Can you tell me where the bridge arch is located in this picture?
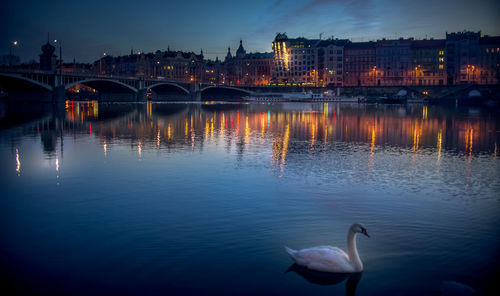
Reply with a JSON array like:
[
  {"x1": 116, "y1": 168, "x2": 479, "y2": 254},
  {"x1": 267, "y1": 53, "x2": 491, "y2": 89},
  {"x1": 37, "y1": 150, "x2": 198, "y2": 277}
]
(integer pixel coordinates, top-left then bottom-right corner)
[
  {"x1": 0, "y1": 73, "x2": 53, "y2": 92},
  {"x1": 65, "y1": 78, "x2": 138, "y2": 93},
  {"x1": 147, "y1": 82, "x2": 190, "y2": 95},
  {"x1": 395, "y1": 89, "x2": 408, "y2": 97},
  {"x1": 200, "y1": 85, "x2": 253, "y2": 95},
  {"x1": 468, "y1": 89, "x2": 481, "y2": 97}
]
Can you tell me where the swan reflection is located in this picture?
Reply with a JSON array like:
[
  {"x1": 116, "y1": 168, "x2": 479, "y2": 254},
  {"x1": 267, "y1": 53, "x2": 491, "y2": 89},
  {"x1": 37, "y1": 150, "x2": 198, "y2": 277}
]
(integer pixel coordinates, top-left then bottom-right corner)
[{"x1": 287, "y1": 264, "x2": 362, "y2": 295}]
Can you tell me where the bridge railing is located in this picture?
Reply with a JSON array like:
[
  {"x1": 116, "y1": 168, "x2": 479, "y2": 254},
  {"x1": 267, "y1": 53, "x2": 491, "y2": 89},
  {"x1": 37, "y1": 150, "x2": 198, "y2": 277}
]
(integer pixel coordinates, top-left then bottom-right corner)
[
  {"x1": 0, "y1": 68, "x2": 55, "y2": 75},
  {"x1": 0, "y1": 68, "x2": 263, "y2": 89}
]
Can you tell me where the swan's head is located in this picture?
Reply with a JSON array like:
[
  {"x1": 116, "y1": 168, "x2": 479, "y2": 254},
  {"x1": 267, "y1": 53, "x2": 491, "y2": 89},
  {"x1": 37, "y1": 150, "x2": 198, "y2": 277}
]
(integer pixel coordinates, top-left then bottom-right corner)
[{"x1": 351, "y1": 223, "x2": 370, "y2": 238}]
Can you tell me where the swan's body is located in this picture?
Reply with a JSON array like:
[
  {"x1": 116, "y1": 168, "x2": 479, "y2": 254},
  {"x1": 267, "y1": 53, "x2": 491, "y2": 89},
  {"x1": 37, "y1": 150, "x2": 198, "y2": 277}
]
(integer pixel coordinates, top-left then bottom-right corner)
[{"x1": 285, "y1": 223, "x2": 369, "y2": 273}]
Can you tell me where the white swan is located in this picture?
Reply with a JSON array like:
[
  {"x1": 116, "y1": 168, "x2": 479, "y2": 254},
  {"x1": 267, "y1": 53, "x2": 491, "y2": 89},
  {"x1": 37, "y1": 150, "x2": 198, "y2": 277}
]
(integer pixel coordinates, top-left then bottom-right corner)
[{"x1": 285, "y1": 223, "x2": 370, "y2": 273}]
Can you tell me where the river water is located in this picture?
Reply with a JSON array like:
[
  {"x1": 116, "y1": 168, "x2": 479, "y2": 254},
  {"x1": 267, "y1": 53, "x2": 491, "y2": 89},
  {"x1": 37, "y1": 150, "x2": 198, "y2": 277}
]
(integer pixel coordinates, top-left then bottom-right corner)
[{"x1": 0, "y1": 101, "x2": 499, "y2": 295}]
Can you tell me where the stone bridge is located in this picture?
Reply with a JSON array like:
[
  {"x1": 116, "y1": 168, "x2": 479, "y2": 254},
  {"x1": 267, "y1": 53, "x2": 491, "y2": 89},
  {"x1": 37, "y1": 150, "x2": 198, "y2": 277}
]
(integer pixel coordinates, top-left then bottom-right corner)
[
  {"x1": 0, "y1": 69, "x2": 256, "y2": 102},
  {"x1": 1, "y1": 69, "x2": 498, "y2": 103}
]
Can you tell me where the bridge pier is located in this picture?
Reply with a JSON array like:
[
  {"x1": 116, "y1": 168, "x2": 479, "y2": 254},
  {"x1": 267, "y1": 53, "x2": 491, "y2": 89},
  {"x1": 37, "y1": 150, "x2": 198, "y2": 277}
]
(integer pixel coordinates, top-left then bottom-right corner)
[
  {"x1": 137, "y1": 89, "x2": 147, "y2": 101},
  {"x1": 53, "y1": 86, "x2": 66, "y2": 104},
  {"x1": 190, "y1": 82, "x2": 201, "y2": 101},
  {"x1": 190, "y1": 91, "x2": 201, "y2": 101}
]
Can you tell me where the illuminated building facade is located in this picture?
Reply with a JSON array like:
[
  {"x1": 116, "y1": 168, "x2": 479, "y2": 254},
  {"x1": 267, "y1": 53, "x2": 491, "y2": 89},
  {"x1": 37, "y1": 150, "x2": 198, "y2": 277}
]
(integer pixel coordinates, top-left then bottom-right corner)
[
  {"x1": 410, "y1": 39, "x2": 446, "y2": 86},
  {"x1": 375, "y1": 38, "x2": 413, "y2": 86},
  {"x1": 204, "y1": 57, "x2": 225, "y2": 85},
  {"x1": 224, "y1": 40, "x2": 273, "y2": 86},
  {"x1": 445, "y1": 31, "x2": 480, "y2": 85},
  {"x1": 272, "y1": 33, "x2": 348, "y2": 86},
  {"x1": 74, "y1": 31, "x2": 500, "y2": 87},
  {"x1": 92, "y1": 49, "x2": 205, "y2": 82},
  {"x1": 317, "y1": 39, "x2": 349, "y2": 86},
  {"x1": 344, "y1": 42, "x2": 376, "y2": 86},
  {"x1": 478, "y1": 36, "x2": 500, "y2": 85}
]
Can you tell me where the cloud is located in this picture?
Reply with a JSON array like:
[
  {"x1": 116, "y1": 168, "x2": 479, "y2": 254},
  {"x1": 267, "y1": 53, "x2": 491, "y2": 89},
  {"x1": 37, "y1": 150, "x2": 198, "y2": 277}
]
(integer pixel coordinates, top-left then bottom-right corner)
[{"x1": 251, "y1": 0, "x2": 381, "y2": 39}]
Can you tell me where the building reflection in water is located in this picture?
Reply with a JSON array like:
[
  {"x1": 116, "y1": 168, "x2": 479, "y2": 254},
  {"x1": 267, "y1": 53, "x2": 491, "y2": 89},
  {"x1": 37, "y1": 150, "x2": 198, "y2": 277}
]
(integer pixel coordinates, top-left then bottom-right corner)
[
  {"x1": 436, "y1": 129, "x2": 443, "y2": 170},
  {"x1": 3, "y1": 101, "x2": 499, "y2": 178}
]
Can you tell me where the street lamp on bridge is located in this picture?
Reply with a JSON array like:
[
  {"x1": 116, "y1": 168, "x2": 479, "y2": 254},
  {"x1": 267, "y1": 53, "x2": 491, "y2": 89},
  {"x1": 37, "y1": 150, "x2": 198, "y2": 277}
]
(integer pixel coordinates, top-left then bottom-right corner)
[
  {"x1": 10, "y1": 40, "x2": 19, "y2": 67},
  {"x1": 54, "y1": 39, "x2": 63, "y2": 78},
  {"x1": 99, "y1": 53, "x2": 107, "y2": 75}
]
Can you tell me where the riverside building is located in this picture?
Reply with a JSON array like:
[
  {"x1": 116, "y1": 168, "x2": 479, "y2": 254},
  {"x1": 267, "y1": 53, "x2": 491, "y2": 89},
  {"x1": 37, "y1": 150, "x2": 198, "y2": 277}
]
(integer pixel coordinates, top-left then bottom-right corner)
[
  {"x1": 224, "y1": 40, "x2": 273, "y2": 86},
  {"x1": 272, "y1": 33, "x2": 349, "y2": 86}
]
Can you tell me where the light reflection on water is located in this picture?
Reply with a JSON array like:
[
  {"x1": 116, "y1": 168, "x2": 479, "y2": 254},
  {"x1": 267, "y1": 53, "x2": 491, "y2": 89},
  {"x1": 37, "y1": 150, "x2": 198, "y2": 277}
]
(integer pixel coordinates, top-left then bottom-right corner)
[
  {"x1": 51, "y1": 102, "x2": 500, "y2": 158},
  {"x1": 0, "y1": 101, "x2": 499, "y2": 295}
]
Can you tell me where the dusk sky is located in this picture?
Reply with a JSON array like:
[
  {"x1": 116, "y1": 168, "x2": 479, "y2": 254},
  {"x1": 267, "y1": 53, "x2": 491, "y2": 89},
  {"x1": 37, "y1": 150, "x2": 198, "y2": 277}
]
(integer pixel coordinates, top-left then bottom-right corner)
[{"x1": 1, "y1": 0, "x2": 500, "y2": 63}]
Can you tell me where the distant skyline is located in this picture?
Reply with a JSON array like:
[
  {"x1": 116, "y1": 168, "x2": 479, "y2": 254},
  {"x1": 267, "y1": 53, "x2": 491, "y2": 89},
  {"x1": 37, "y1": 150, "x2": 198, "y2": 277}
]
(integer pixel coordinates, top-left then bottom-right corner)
[{"x1": 1, "y1": 0, "x2": 500, "y2": 63}]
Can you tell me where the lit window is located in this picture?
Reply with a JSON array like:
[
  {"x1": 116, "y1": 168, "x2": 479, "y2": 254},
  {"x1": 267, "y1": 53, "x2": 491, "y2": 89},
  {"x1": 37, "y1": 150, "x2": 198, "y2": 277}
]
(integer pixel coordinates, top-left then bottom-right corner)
[{"x1": 439, "y1": 65, "x2": 443, "y2": 70}]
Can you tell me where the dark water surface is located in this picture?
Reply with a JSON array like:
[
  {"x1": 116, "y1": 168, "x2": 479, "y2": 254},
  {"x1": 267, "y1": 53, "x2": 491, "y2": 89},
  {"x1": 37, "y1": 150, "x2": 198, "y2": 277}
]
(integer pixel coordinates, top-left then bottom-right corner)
[{"x1": 1, "y1": 101, "x2": 499, "y2": 295}]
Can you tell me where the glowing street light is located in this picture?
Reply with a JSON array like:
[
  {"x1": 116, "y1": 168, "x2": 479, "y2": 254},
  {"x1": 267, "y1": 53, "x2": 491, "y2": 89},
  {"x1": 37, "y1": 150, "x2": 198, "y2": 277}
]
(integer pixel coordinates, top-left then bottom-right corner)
[
  {"x1": 100, "y1": 53, "x2": 107, "y2": 74},
  {"x1": 53, "y1": 39, "x2": 63, "y2": 76},
  {"x1": 10, "y1": 40, "x2": 19, "y2": 67}
]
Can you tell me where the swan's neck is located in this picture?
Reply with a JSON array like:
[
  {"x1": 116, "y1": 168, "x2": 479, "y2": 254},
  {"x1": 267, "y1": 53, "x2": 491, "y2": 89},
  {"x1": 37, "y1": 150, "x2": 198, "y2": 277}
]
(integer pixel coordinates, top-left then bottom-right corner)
[{"x1": 347, "y1": 230, "x2": 363, "y2": 271}]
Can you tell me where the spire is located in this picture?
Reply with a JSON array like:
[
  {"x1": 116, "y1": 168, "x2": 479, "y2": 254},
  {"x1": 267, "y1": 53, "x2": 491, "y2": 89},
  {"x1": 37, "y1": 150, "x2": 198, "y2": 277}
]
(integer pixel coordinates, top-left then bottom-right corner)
[
  {"x1": 168, "y1": 45, "x2": 170, "y2": 52},
  {"x1": 236, "y1": 39, "x2": 246, "y2": 58},
  {"x1": 200, "y1": 48, "x2": 204, "y2": 59},
  {"x1": 225, "y1": 47, "x2": 232, "y2": 62}
]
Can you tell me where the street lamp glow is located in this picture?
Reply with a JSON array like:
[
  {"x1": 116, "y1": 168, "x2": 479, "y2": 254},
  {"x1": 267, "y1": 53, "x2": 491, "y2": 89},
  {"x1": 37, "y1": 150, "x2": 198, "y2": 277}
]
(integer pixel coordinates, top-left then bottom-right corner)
[{"x1": 13, "y1": 41, "x2": 18, "y2": 46}]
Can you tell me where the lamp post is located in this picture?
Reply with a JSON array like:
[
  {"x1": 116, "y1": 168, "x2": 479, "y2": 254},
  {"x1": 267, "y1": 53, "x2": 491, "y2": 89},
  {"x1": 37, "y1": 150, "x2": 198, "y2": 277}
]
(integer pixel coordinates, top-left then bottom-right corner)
[
  {"x1": 99, "y1": 52, "x2": 107, "y2": 75},
  {"x1": 53, "y1": 39, "x2": 62, "y2": 79},
  {"x1": 10, "y1": 41, "x2": 19, "y2": 67}
]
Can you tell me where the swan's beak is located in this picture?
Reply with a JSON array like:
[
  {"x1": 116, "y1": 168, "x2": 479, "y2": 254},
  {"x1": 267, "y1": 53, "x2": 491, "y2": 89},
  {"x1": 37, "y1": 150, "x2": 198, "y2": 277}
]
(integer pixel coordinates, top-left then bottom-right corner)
[{"x1": 362, "y1": 230, "x2": 370, "y2": 238}]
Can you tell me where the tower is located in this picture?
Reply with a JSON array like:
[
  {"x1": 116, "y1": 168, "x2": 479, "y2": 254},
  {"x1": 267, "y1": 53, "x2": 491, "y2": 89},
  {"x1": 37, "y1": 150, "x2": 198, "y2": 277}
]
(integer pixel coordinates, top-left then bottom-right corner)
[
  {"x1": 39, "y1": 40, "x2": 57, "y2": 71},
  {"x1": 225, "y1": 47, "x2": 232, "y2": 62},
  {"x1": 236, "y1": 40, "x2": 246, "y2": 59}
]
